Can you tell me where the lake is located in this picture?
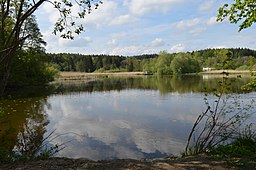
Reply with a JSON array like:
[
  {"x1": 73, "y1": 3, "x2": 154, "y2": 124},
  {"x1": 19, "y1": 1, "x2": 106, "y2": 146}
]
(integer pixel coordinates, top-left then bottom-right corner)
[{"x1": 0, "y1": 75, "x2": 255, "y2": 160}]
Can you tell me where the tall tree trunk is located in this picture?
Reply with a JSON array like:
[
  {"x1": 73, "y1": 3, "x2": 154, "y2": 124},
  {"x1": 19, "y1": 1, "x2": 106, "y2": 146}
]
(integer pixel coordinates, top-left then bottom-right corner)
[{"x1": 0, "y1": 49, "x2": 16, "y2": 97}]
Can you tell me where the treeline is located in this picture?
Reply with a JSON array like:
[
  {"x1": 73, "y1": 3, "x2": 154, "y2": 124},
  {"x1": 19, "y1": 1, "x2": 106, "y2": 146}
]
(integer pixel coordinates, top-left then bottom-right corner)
[
  {"x1": 46, "y1": 48, "x2": 256, "y2": 75},
  {"x1": 191, "y1": 48, "x2": 256, "y2": 70},
  {"x1": 45, "y1": 53, "x2": 157, "y2": 72}
]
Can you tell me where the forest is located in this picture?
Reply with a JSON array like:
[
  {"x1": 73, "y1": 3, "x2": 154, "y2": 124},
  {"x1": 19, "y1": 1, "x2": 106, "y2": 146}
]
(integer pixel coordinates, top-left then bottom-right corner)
[{"x1": 46, "y1": 48, "x2": 256, "y2": 75}]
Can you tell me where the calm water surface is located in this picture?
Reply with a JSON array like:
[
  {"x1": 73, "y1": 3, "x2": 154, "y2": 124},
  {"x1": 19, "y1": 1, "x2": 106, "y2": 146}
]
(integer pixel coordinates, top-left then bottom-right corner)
[{"x1": 0, "y1": 75, "x2": 255, "y2": 160}]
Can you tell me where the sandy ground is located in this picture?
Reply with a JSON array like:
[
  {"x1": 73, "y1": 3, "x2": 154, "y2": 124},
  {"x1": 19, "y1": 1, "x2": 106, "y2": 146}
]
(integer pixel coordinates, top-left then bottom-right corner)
[{"x1": 0, "y1": 154, "x2": 247, "y2": 170}]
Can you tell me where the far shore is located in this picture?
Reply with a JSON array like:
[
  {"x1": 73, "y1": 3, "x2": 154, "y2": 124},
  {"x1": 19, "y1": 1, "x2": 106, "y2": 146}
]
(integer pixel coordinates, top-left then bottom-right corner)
[
  {"x1": 201, "y1": 69, "x2": 256, "y2": 74},
  {"x1": 56, "y1": 71, "x2": 145, "y2": 82},
  {"x1": 56, "y1": 70, "x2": 256, "y2": 82},
  {"x1": 59, "y1": 70, "x2": 256, "y2": 77},
  {"x1": 59, "y1": 71, "x2": 145, "y2": 77}
]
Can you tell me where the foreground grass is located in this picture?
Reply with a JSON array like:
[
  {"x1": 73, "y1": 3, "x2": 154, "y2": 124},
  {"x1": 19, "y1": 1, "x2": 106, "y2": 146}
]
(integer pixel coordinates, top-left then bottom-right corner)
[
  {"x1": 208, "y1": 131, "x2": 256, "y2": 168},
  {"x1": 184, "y1": 125, "x2": 256, "y2": 169}
]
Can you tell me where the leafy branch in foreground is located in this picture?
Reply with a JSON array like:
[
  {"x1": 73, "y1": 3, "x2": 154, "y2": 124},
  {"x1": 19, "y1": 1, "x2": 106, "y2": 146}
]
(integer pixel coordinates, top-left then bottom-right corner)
[
  {"x1": 217, "y1": 0, "x2": 256, "y2": 32},
  {"x1": 184, "y1": 77, "x2": 255, "y2": 156},
  {"x1": 241, "y1": 75, "x2": 256, "y2": 91}
]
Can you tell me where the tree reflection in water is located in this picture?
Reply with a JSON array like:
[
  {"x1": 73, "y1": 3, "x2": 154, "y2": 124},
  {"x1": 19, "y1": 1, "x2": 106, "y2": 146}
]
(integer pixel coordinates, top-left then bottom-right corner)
[
  {"x1": 0, "y1": 97, "x2": 51, "y2": 162},
  {"x1": 52, "y1": 75, "x2": 252, "y2": 95}
]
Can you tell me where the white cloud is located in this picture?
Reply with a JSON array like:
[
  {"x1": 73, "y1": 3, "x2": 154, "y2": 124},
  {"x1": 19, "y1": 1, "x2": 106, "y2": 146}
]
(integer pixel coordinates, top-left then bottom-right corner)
[
  {"x1": 73, "y1": 0, "x2": 118, "y2": 28},
  {"x1": 40, "y1": 3, "x2": 59, "y2": 24},
  {"x1": 189, "y1": 28, "x2": 206, "y2": 36},
  {"x1": 207, "y1": 45, "x2": 228, "y2": 49},
  {"x1": 42, "y1": 30, "x2": 92, "y2": 53},
  {"x1": 37, "y1": 0, "x2": 119, "y2": 34},
  {"x1": 150, "y1": 38, "x2": 166, "y2": 47},
  {"x1": 129, "y1": 0, "x2": 183, "y2": 15},
  {"x1": 176, "y1": 18, "x2": 200, "y2": 29},
  {"x1": 207, "y1": 16, "x2": 218, "y2": 26},
  {"x1": 169, "y1": 44, "x2": 185, "y2": 53},
  {"x1": 199, "y1": 0, "x2": 214, "y2": 12},
  {"x1": 110, "y1": 15, "x2": 138, "y2": 26},
  {"x1": 59, "y1": 36, "x2": 92, "y2": 47},
  {"x1": 111, "y1": 32, "x2": 130, "y2": 39},
  {"x1": 123, "y1": 0, "x2": 130, "y2": 7},
  {"x1": 109, "y1": 46, "x2": 155, "y2": 56},
  {"x1": 107, "y1": 38, "x2": 117, "y2": 46}
]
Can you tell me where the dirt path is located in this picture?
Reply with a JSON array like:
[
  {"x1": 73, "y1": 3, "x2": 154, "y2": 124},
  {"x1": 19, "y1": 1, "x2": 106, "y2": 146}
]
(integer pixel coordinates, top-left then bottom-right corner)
[{"x1": 0, "y1": 155, "x2": 247, "y2": 170}]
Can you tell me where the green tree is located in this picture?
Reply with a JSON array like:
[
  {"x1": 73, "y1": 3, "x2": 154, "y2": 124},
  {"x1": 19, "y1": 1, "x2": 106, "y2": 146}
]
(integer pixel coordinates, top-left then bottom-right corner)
[
  {"x1": 9, "y1": 49, "x2": 58, "y2": 86},
  {"x1": 102, "y1": 56, "x2": 112, "y2": 70},
  {"x1": 0, "y1": 13, "x2": 57, "y2": 88},
  {"x1": 0, "y1": 0, "x2": 102, "y2": 96},
  {"x1": 171, "y1": 53, "x2": 201, "y2": 75},
  {"x1": 214, "y1": 49, "x2": 232, "y2": 69},
  {"x1": 143, "y1": 58, "x2": 157, "y2": 74},
  {"x1": 94, "y1": 57, "x2": 103, "y2": 70},
  {"x1": 156, "y1": 51, "x2": 174, "y2": 75},
  {"x1": 217, "y1": 0, "x2": 256, "y2": 31},
  {"x1": 21, "y1": 15, "x2": 46, "y2": 51},
  {"x1": 75, "y1": 56, "x2": 94, "y2": 72}
]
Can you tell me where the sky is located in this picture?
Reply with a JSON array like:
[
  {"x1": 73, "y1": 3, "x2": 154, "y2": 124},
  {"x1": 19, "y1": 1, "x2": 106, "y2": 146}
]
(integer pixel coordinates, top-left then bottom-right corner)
[{"x1": 35, "y1": 0, "x2": 256, "y2": 56}]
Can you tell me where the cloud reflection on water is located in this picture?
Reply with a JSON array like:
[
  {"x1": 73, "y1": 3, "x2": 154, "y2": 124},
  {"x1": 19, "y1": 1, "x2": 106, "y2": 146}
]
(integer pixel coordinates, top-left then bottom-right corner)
[{"x1": 45, "y1": 90, "x2": 204, "y2": 160}]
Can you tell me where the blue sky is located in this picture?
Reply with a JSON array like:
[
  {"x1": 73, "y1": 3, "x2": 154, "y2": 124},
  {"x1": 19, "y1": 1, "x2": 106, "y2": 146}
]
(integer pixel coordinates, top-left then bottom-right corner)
[{"x1": 35, "y1": 0, "x2": 255, "y2": 56}]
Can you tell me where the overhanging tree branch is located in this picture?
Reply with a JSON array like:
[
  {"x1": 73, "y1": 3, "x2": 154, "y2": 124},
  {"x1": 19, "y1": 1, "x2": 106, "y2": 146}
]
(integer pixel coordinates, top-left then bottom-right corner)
[{"x1": 0, "y1": 0, "x2": 103, "y2": 96}]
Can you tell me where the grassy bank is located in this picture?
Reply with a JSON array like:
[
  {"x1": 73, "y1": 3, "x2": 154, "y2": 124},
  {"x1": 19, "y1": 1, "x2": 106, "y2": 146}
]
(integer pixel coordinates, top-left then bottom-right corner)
[
  {"x1": 56, "y1": 71, "x2": 145, "y2": 81},
  {"x1": 60, "y1": 71, "x2": 145, "y2": 77}
]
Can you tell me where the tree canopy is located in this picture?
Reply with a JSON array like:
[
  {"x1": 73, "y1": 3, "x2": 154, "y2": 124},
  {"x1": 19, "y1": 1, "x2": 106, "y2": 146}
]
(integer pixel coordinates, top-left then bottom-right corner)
[
  {"x1": 217, "y1": 0, "x2": 256, "y2": 31},
  {"x1": 0, "y1": 0, "x2": 102, "y2": 95}
]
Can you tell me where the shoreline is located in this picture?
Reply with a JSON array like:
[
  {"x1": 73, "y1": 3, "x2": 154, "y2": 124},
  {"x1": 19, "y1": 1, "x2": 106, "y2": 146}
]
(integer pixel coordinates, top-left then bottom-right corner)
[
  {"x1": 56, "y1": 70, "x2": 256, "y2": 81},
  {"x1": 0, "y1": 154, "x2": 246, "y2": 170},
  {"x1": 59, "y1": 71, "x2": 145, "y2": 77},
  {"x1": 56, "y1": 71, "x2": 145, "y2": 82},
  {"x1": 59, "y1": 70, "x2": 256, "y2": 77},
  {"x1": 53, "y1": 70, "x2": 256, "y2": 84},
  {"x1": 200, "y1": 69, "x2": 256, "y2": 74}
]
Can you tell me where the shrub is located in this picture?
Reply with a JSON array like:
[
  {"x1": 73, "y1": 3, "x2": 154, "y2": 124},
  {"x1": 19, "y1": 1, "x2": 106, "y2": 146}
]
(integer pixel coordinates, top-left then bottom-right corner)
[
  {"x1": 185, "y1": 77, "x2": 256, "y2": 156},
  {"x1": 210, "y1": 124, "x2": 256, "y2": 158}
]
